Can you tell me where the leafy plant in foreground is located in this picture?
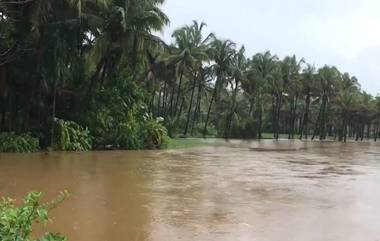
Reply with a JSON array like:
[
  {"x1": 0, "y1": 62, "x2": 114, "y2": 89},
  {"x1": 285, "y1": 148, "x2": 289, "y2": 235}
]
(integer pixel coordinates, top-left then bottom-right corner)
[{"x1": 0, "y1": 191, "x2": 69, "y2": 241}]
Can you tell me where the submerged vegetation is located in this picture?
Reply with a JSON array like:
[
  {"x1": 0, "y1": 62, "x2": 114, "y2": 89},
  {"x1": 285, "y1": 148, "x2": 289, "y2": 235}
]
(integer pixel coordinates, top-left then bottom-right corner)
[
  {"x1": 0, "y1": 0, "x2": 379, "y2": 152},
  {"x1": 0, "y1": 191, "x2": 68, "y2": 241}
]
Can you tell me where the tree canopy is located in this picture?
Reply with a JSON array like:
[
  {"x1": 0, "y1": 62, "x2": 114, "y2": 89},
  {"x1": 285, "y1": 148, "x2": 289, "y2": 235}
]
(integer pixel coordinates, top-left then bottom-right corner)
[{"x1": 1, "y1": 0, "x2": 379, "y2": 151}]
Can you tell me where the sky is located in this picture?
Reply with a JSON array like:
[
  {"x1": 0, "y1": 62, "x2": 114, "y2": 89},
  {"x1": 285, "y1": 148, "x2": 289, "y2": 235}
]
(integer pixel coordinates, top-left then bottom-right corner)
[{"x1": 159, "y1": 0, "x2": 380, "y2": 95}]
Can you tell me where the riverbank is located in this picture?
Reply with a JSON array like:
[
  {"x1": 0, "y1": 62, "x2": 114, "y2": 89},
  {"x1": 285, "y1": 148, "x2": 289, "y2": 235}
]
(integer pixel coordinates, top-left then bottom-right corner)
[{"x1": 167, "y1": 138, "x2": 221, "y2": 149}]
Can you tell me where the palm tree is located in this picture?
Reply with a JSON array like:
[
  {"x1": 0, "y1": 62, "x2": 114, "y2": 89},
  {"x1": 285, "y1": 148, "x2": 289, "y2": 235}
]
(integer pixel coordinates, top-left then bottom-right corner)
[
  {"x1": 312, "y1": 66, "x2": 340, "y2": 140},
  {"x1": 243, "y1": 51, "x2": 278, "y2": 139},
  {"x1": 203, "y1": 37, "x2": 235, "y2": 137},
  {"x1": 224, "y1": 46, "x2": 247, "y2": 138},
  {"x1": 335, "y1": 89, "x2": 357, "y2": 142},
  {"x1": 86, "y1": 0, "x2": 169, "y2": 98},
  {"x1": 357, "y1": 92, "x2": 374, "y2": 140},
  {"x1": 281, "y1": 55, "x2": 304, "y2": 139},
  {"x1": 374, "y1": 96, "x2": 380, "y2": 141},
  {"x1": 299, "y1": 64, "x2": 316, "y2": 139},
  {"x1": 167, "y1": 21, "x2": 211, "y2": 119},
  {"x1": 182, "y1": 21, "x2": 213, "y2": 136}
]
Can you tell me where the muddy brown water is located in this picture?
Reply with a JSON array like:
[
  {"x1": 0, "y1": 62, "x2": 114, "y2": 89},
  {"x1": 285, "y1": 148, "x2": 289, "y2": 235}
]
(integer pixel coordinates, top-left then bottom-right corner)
[{"x1": 1, "y1": 140, "x2": 380, "y2": 241}]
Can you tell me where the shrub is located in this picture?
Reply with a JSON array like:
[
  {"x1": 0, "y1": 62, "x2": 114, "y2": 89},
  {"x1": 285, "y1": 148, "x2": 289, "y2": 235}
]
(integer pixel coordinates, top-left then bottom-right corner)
[
  {"x1": 0, "y1": 191, "x2": 69, "y2": 241},
  {"x1": 0, "y1": 132, "x2": 40, "y2": 153},
  {"x1": 143, "y1": 116, "x2": 169, "y2": 149},
  {"x1": 229, "y1": 118, "x2": 258, "y2": 138},
  {"x1": 117, "y1": 112, "x2": 144, "y2": 150},
  {"x1": 86, "y1": 71, "x2": 158, "y2": 150},
  {"x1": 54, "y1": 118, "x2": 92, "y2": 151}
]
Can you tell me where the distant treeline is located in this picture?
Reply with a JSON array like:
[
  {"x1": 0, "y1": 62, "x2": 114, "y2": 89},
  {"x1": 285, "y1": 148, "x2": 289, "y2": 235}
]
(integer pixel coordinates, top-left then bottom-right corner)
[{"x1": 0, "y1": 0, "x2": 379, "y2": 152}]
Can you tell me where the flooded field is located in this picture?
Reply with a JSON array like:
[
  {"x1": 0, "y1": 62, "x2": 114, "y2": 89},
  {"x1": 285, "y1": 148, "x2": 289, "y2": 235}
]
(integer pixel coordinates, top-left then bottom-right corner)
[{"x1": 1, "y1": 140, "x2": 380, "y2": 241}]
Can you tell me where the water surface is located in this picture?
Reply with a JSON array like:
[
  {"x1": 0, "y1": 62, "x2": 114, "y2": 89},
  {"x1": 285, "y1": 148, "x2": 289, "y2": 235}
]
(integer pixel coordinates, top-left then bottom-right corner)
[{"x1": 1, "y1": 140, "x2": 380, "y2": 241}]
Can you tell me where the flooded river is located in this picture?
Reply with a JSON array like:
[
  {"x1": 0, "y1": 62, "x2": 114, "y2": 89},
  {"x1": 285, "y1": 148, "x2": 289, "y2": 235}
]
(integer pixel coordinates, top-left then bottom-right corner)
[{"x1": 1, "y1": 140, "x2": 380, "y2": 241}]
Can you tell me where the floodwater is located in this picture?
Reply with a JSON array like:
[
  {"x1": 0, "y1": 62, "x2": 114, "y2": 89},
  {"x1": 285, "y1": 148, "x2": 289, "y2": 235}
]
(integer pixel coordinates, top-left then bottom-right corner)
[{"x1": 1, "y1": 140, "x2": 380, "y2": 241}]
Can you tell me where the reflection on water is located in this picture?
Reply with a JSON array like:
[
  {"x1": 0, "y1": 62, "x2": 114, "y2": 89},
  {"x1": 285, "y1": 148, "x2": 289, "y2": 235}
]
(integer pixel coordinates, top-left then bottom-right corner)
[{"x1": 1, "y1": 140, "x2": 380, "y2": 241}]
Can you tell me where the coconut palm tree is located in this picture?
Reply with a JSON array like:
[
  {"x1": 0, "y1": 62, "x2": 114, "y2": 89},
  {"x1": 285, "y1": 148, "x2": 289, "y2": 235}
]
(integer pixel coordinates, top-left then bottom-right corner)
[
  {"x1": 224, "y1": 46, "x2": 247, "y2": 138},
  {"x1": 299, "y1": 64, "x2": 316, "y2": 139},
  {"x1": 312, "y1": 66, "x2": 341, "y2": 140},
  {"x1": 203, "y1": 37, "x2": 235, "y2": 137},
  {"x1": 374, "y1": 96, "x2": 380, "y2": 141},
  {"x1": 281, "y1": 55, "x2": 304, "y2": 139},
  {"x1": 167, "y1": 21, "x2": 211, "y2": 119},
  {"x1": 181, "y1": 21, "x2": 213, "y2": 136},
  {"x1": 335, "y1": 89, "x2": 358, "y2": 142}
]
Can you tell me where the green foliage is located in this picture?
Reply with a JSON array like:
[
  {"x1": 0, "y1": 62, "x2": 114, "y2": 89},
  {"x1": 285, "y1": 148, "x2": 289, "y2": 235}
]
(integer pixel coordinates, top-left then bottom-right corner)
[
  {"x1": 201, "y1": 124, "x2": 218, "y2": 138},
  {"x1": 117, "y1": 111, "x2": 145, "y2": 150},
  {"x1": 86, "y1": 72, "x2": 145, "y2": 149},
  {"x1": 1, "y1": 0, "x2": 378, "y2": 144},
  {"x1": 143, "y1": 116, "x2": 169, "y2": 149},
  {"x1": 229, "y1": 118, "x2": 258, "y2": 139},
  {"x1": 0, "y1": 191, "x2": 69, "y2": 241},
  {"x1": 0, "y1": 133, "x2": 40, "y2": 153},
  {"x1": 86, "y1": 72, "x2": 168, "y2": 149},
  {"x1": 54, "y1": 119, "x2": 92, "y2": 151}
]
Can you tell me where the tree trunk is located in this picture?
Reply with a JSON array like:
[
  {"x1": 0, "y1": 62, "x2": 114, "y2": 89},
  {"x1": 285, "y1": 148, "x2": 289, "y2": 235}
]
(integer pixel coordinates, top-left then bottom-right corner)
[
  {"x1": 300, "y1": 93, "x2": 311, "y2": 140},
  {"x1": 150, "y1": 90, "x2": 155, "y2": 115},
  {"x1": 272, "y1": 93, "x2": 278, "y2": 139},
  {"x1": 174, "y1": 70, "x2": 184, "y2": 117},
  {"x1": 225, "y1": 80, "x2": 239, "y2": 138},
  {"x1": 157, "y1": 89, "x2": 162, "y2": 116},
  {"x1": 288, "y1": 98, "x2": 293, "y2": 139},
  {"x1": 203, "y1": 86, "x2": 217, "y2": 137},
  {"x1": 191, "y1": 78, "x2": 203, "y2": 135},
  {"x1": 343, "y1": 115, "x2": 348, "y2": 142},
  {"x1": 85, "y1": 57, "x2": 106, "y2": 100},
  {"x1": 275, "y1": 93, "x2": 283, "y2": 139},
  {"x1": 7, "y1": 83, "x2": 15, "y2": 132},
  {"x1": 162, "y1": 81, "x2": 168, "y2": 117},
  {"x1": 249, "y1": 98, "x2": 254, "y2": 117},
  {"x1": 258, "y1": 101, "x2": 263, "y2": 139},
  {"x1": 131, "y1": 34, "x2": 139, "y2": 82},
  {"x1": 312, "y1": 96, "x2": 324, "y2": 140},
  {"x1": 319, "y1": 95, "x2": 328, "y2": 140},
  {"x1": 23, "y1": 27, "x2": 45, "y2": 131},
  {"x1": 50, "y1": 78, "x2": 58, "y2": 146},
  {"x1": 184, "y1": 74, "x2": 197, "y2": 136},
  {"x1": 339, "y1": 111, "x2": 346, "y2": 142},
  {"x1": 168, "y1": 81, "x2": 176, "y2": 116},
  {"x1": 291, "y1": 95, "x2": 298, "y2": 139},
  {"x1": 366, "y1": 122, "x2": 371, "y2": 139},
  {"x1": 375, "y1": 114, "x2": 380, "y2": 142},
  {"x1": 175, "y1": 97, "x2": 185, "y2": 125}
]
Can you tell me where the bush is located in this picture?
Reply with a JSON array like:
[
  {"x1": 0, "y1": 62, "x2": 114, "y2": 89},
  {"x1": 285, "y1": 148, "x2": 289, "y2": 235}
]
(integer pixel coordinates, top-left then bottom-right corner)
[
  {"x1": 143, "y1": 116, "x2": 169, "y2": 149},
  {"x1": 54, "y1": 118, "x2": 92, "y2": 151},
  {"x1": 229, "y1": 118, "x2": 258, "y2": 139},
  {"x1": 0, "y1": 191, "x2": 68, "y2": 241},
  {"x1": 116, "y1": 112, "x2": 144, "y2": 150},
  {"x1": 86, "y1": 71, "x2": 169, "y2": 150},
  {"x1": 0, "y1": 132, "x2": 40, "y2": 153}
]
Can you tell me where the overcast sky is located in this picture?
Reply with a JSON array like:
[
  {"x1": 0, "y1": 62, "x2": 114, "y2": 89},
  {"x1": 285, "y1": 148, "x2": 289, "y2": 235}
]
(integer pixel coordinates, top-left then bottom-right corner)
[{"x1": 159, "y1": 0, "x2": 380, "y2": 95}]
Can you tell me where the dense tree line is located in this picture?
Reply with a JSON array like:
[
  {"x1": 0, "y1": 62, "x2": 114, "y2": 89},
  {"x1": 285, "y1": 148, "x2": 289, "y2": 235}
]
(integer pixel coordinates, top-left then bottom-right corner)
[{"x1": 1, "y1": 0, "x2": 379, "y2": 151}]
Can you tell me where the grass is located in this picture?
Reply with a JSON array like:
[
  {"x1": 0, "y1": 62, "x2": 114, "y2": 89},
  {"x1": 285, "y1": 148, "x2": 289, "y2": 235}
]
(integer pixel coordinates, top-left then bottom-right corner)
[
  {"x1": 167, "y1": 134, "x2": 291, "y2": 150},
  {"x1": 167, "y1": 138, "x2": 220, "y2": 149},
  {"x1": 261, "y1": 133, "x2": 290, "y2": 139},
  {"x1": 167, "y1": 134, "x2": 374, "y2": 150}
]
